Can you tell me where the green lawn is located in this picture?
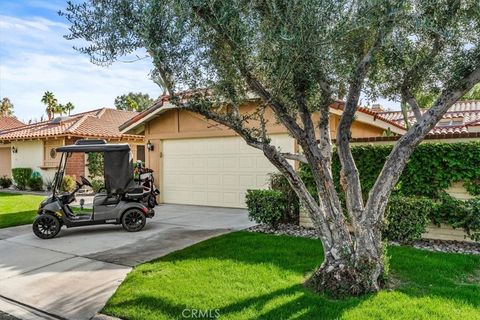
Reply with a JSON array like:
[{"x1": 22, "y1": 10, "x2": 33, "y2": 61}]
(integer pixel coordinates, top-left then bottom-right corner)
[
  {"x1": 103, "y1": 231, "x2": 480, "y2": 320},
  {"x1": 0, "y1": 192, "x2": 90, "y2": 228},
  {"x1": 0, "y1": 192, "x2": 46, "y2": 228}
]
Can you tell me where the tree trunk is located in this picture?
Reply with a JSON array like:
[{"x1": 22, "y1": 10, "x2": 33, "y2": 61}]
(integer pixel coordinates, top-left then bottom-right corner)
[{"x1": 305, "y1": 222, "x2": 385, "y2": 297}]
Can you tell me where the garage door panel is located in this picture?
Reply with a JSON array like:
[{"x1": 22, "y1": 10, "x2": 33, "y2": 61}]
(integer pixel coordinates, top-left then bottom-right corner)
[
  {"x1": 0, "y1": 148, "x2": 11, "y2": 178},
  {"x1": 162, "y1": 135, "x2": 294, "y2": 208}
]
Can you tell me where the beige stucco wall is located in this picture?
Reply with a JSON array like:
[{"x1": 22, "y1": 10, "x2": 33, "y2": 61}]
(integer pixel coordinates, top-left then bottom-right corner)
[{"x1": 11, "y1": 140, "x2": 57, "y2": 182}]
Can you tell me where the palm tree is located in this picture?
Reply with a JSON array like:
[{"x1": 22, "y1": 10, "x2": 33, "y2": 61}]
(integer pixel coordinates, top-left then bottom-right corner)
[
  {"x1": 55, "y1": 103, "x2": 64, "y2": 116},
  {"x1": 1, "y1": 97, "x2": 14, "y2": 116},
  {"x1": 64, "y1": 102, "x2": 75, "y2": 115},
  {"x1": 41, "y1": 91, "x2": 57, "y2": 120}
]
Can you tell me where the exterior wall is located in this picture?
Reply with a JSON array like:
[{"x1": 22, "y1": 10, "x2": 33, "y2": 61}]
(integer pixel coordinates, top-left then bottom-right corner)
[
  {"x1": 11, "y1": 140, "x2": 57, "y2": 182},
  {"x1": 0, "y1": 145, "x2": 11, "y2": 177}
]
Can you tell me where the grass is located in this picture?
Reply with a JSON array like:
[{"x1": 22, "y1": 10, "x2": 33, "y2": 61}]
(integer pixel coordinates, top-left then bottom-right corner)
[
  {"x1": 0, "y1": 192, "x2": 46, "y2": 228},
  {"x1": 103, "y1": 231, "x2": 480, "y2": 320},
  {"x1": 0, "y1": 192, "x2": 91, "y2": 228}
]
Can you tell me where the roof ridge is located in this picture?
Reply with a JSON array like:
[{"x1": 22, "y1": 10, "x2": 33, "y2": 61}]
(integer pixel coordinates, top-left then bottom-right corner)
[{"x1": 66, "y1": 114, "x2": 90, "y2": 134}]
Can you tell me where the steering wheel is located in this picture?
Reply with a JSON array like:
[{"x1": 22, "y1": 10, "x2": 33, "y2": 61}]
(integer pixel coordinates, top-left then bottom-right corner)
[{"x1": 80, "y1": 176, "x2": 93, "y2": 188}]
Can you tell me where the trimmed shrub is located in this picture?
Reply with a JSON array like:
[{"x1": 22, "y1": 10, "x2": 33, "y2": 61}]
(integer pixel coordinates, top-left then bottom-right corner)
[
  {"x1": 91, "y1": 179, "x2": 105, "y2": 193},
  {"x1": 61, "y1": 175, "x2": 76, "y2": 192},
  {"x1": 28, "y1": 172, "x2": 44, "y2": 191},
  {"x1": 11, "y1": 168, "x2": 33, "y2": 190},
  {"x1": 0, "y1": 175, "x2": 12, "y2": 188},
  {"x1": 246, "y1": 189, "x2": 286, "y2": 228},
  {"x1": 269, "y1": 172, "x2": 299, "y2": 224},
  {"x1": 384, "y1": 196, "x2": 431, "y2": 243}
]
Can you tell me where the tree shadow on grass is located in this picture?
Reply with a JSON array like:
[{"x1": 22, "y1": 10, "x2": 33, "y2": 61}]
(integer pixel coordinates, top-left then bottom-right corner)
[
  {"x1": 0, "y1": 210, "x2": 37, "y2": 228},
  {"x1": 154, "y1": 232, "x2": 480, "y2": 309},
  {"x1": 104, "y1": 285, "x2": 364, "y2": 320}
]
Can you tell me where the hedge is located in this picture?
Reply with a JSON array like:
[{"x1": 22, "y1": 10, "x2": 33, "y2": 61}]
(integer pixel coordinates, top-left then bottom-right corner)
[
  {"x1": 246, "y1": 189, "x2": 286, "y2": 228},
  {"x1": 300, "y1": 141, "x2": 480, "y2": 198}
]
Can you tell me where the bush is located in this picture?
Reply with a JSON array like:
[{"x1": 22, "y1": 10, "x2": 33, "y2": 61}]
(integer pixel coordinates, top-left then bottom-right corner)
[
  {"x1": 0, "y1": 175, "x2": 12, "y2": 188},
  {"x1": 432, "y1": 194, "x2": 480, "y2": 241},
  {"x1": 11, "y1": 168, "x2": 33, "y2": 190},
  {"x1": 91, "y1": 179, "x2": 105, "y2": 193},
  {"x1": 384, "y1": 196, "x2": 431, "y2": 243},
  {"x1": 28, "y1": 172, "x2": 44, "y2": 191},
  {"x1": 61, "y1": 175, "x2": 76, "y2": 192},
  {"x1": 246, "y1": 189, "x2": 286, "y2": 228},
  {"x1": 384, "y1": 194, "x2": 480, "y2": 242},
  {"x1": 269, "y1": 173, "x2": 299, "y2": 224}
]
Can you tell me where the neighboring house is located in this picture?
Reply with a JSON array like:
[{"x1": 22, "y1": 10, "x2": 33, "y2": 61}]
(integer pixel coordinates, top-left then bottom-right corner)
[
  {"x1": 120, "y1": 98, "x2": 405, "y2": 208},
  {"x1": 371, "y1": 100, "x2": 480, "y2": 142},
  {"x1": 0, "y1": 116, "x2": 24, "y2": 177},
  {"x1": 0, "y1": 108, "x2": 144, "y2": 184}
]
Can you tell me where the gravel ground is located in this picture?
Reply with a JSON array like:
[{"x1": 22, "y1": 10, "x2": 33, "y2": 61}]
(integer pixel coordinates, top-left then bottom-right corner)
[
  {"x1": 0, "y1": 311, "x2": 19, "y2": 320},
  {"x1": 247, "y1": 223, "x2": 480, "y2": 255}
]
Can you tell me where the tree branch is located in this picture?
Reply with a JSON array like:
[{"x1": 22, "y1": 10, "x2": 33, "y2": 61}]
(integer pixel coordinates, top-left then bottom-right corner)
[
  {"x1": 366, "y1": 64, "x2": 480, "y2": 224},
  {"x1": 401, "y1": 88, "x2": 422, "y2": 122},
  {"x1": 281, "y1": 152, "x2": 307, "y2": 163},
  {"x1": 336, "y1": 32, "x2": 384, "y2": 220}
]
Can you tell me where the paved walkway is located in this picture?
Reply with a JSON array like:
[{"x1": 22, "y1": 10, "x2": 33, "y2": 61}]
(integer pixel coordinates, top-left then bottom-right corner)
[{"x1": 0, "y1": 204, "x2": 254, "y2": 320}]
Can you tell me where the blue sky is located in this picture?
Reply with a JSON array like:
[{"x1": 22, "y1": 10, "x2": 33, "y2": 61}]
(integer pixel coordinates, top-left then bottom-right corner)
[
  {"x1": 0, "y1": 0, "x2": 160, "y2": 121},
  {"x1": 0, "y1": 0, "x2": 398, "y2": 122}
]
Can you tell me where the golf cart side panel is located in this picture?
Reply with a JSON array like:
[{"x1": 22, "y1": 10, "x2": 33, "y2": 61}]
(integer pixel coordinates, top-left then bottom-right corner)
[
  {"x1": 41, "y1": 201, "x2": 63, "y2": 214},
  {"x1": 93, "y1": 200, "x2": 147, "y2": 221}
]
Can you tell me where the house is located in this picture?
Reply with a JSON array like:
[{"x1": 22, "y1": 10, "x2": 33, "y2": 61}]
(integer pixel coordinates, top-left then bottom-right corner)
[
  {"x1": 0, "y1": 116, "x2": 24, "y2": 177},
  {"x1": 120, "y1": 98, "x2": 406, "y2": 208},
  {"x1": 0, "y1": 108, "x2": 144, "y2": 183},
  {"x1": 369, "y1": 100, "x2": 480, "y2": 142}
]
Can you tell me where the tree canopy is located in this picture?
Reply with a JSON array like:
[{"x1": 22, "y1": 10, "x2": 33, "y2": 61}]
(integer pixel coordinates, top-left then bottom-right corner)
[
  {"x1": 62, "y1": 0, "x2": 480, "y2": 297},
  {"x1": 1, "y1": 97, "x2": 14, "y2": 116},
  {"x1": 114, "y1": 92, "x2": 155, "y2": 111}
]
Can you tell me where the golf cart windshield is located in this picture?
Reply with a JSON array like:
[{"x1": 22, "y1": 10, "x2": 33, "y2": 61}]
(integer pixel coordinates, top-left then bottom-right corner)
[{"x1": 55, "y1": 140, "x2": 134, "y2": 195}]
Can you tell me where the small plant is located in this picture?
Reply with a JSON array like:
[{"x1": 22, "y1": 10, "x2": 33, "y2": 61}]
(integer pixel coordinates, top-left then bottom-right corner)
[
  {"x1": 11, "y1": 168, "x2": 33, "y2": 190},
  {"x1": 44, "y1": 178, "x2": 54, "y2": 191},
  {"x1": 0, "y1": 175, "x2": 12, "y2": 188},
  {"x1": 246, "y1": 189, "x2": 286, "y2": 229},
  {"x1": 91, "y1": 179, "x2": 105, "y2": 193},
  {"x1": 28, "y1": 172, "x2": 44, "y2": 191},
  {"x1": 61, "y1": 175, "x2": 76, "y2": 192}
]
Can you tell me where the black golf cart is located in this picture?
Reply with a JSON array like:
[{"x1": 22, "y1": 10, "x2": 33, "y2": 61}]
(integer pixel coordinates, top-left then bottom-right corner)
[{"x1": 33, "y1": 140, "x2": 154, "y2": 239}]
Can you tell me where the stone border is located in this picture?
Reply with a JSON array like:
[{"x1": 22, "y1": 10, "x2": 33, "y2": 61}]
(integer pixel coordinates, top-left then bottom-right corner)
[{"x1": 247, "y1": 224, "x2": 480, "y2": 255}]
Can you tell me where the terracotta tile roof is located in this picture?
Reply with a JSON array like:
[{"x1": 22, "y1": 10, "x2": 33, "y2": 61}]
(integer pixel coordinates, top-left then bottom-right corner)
[
  {"x1": 329, "y1": 102, "x2": 406, "y2": 130},
  {"x1": 0, "y1": 108, "x2": 143, "y2": 141},
  {"x1": 377, "y1": 100, "x2": 480, "y2": 135},
  {"x1": 0, "y1": 116, "x2": 24, "y2": 131},
  {"x1": 120, "y1": 97, "x2": 407, "y2": 132},
  {"x1": 348, "y1": 131, "x2": 480, "y2": 143}
]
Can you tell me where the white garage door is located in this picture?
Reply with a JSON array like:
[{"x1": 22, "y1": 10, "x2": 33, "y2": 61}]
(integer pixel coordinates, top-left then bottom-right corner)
[{"x1": 162, "y1": 134, "x2": 294, "y2": 208}]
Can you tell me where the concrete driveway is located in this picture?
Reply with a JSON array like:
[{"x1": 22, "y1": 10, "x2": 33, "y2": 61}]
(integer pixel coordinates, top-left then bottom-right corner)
[{"x1": 0, "y1": 204, "x2": 254, "y2": 320}]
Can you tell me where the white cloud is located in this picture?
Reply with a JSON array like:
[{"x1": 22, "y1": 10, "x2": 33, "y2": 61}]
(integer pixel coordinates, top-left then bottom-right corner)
[{"x1": 0, "y1": 14, "x2": 161, "y2": 122}]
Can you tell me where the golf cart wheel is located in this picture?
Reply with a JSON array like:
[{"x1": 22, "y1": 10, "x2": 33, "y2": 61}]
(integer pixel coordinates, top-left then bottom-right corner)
[
  {"x1": 122, "y1": 209, "x2": 146, "y2": 232},
  {"x1": 33, "y1": 215, "x2": 61, "y2": 239},
  {"x1": 147, "y1": 195, "x2": 157, "y2": 208}
]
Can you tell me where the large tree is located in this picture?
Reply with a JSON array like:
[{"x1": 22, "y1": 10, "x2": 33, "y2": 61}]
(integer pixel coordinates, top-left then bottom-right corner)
[
  {"x1": 114, "y1": 92, "x2": 155, "y2": 111},
  {"x1": 1, "y1": 97, "x2": 14, "y2": 116},
  {"x1": 62, "y1": 0, "x2": 480, "y2": 297}
]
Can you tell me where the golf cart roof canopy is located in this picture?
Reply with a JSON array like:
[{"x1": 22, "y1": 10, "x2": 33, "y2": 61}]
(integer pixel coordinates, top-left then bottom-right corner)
[{"x1": 56, "y1": 140, "x2": 131, "y2": 153}]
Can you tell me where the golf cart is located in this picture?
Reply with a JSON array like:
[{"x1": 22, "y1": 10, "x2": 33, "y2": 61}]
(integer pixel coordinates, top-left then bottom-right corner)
[{"x1": 33, "y1": 140, "x2": 154, "y2": 239}]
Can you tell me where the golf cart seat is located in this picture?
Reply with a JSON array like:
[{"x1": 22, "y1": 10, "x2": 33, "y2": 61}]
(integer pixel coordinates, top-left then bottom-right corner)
[
  {"x1": 94, "y1": 193, "x2": 120, "y2": 206},
  {"x1": 125, "y1": 186, "x2": 144, "y2": 200}
]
